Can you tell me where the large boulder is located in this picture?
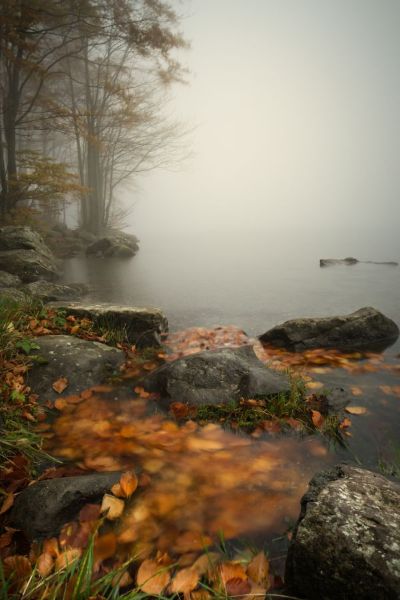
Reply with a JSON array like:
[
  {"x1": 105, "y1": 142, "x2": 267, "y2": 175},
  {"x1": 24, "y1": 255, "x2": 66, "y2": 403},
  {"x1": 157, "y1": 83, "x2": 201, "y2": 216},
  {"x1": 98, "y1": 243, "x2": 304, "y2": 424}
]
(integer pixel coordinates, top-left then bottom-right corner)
[
  {"x1": 0, "y1": 287, "x2": 28, "y2": 303},
  {"x1": 285, "y1": 464, "x2": 400, "y2": 600},
  {"x1": 10, "y1": 472, "x2": 122, "y2": 540},
  {"x1": 144, "y1": 345, "x2": 291, "y2": 407},
  {"x1": 86, "y1": 230, "x2": 139, "y2": 258},
  {"x1": 259, "y1": 307, "x2": 399, "y2": 352},
  {"x1": 23, "y1": 280, "x2": 88, "y2": 302},
  {"x1": 27, "y1": 335, "x2": 125, "y2": 403},
  {"x1": 0, "y1": 226, "x2": 58, "y2": 282},
  {"x1": 0, "y1": 270, "x2": 22, "y2": 288},
  {"x1": 47, "y1": 302, "x2": 168, "y2": 347}
]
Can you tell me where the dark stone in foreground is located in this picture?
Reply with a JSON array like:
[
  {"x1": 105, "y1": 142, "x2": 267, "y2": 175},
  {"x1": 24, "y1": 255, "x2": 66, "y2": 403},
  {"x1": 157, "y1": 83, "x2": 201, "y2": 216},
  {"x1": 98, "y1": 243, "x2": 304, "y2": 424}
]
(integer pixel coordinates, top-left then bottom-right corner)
[
  {"x1": 47, "y1": 302, "x2": 168, "y2": 347},
  {"x1": 259, "y1": 307, "x2": 399, "y2": 352},
  {"x1": 10, "y1": 472, "x2": 122, "y2": 540},
  {"x1": 144, "y1": 345, "x2": 291, "y2": 406},
  {"x1": 27, "y1": 335, "x2": 124, "y2": 403},
  {"x1": 285, "y1": 464, "x2": 400, "y2": 600}
]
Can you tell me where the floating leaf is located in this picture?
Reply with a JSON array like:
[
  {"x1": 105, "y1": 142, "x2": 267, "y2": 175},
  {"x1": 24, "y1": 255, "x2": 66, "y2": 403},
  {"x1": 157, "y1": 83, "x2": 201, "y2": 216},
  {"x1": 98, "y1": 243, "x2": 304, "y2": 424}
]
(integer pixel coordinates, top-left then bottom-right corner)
[
  {"x1": 136, "y1": 559, "x2": 171, "y2": 594},
  {"x1": 52, "y1": 377, "x2": 68, "y2": 394},
  {"x1": 350, "y1": 386, "x2": 363, "y2": 397},
  {"x1": 340, "y1": 417, "x2": 352, "y2": 429},
  {"x1": 345, "y1": 406, "x2": 367, "y2": 415},
  {"x1": 100, "y1": 494, "x2": 124, "y2": 520}
]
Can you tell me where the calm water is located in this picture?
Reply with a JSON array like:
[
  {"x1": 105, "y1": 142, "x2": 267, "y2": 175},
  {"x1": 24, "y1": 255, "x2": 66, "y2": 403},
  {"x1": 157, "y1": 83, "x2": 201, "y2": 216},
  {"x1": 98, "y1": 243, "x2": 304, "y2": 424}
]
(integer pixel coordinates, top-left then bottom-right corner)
[
  {"x1": 55, "y1": 230, "x2": 400, "y2": 565},
  {"x1": 61, "y1": 230, "x2": 400, "y2": 347}
]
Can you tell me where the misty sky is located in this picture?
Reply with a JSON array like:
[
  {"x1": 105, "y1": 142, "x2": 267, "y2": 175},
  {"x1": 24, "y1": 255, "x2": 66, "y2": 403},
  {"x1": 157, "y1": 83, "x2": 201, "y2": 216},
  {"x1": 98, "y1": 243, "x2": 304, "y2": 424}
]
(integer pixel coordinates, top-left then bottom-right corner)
[{"x1": 131, "y1": 0, "x2": 400, "y2": 240}]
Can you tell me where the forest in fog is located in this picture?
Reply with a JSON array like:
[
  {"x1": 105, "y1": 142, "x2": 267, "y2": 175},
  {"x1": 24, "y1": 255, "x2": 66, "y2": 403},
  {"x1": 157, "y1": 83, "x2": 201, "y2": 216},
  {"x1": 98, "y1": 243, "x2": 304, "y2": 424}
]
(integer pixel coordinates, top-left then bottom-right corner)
[{"x1": 0, "y1": 0, "x2": 186, "y2": 233}]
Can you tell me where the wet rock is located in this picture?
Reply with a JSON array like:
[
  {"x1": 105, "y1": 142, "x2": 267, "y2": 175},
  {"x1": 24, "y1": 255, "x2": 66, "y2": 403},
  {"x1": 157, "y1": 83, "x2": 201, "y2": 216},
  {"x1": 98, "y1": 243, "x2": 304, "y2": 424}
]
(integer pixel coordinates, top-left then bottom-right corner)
[
  {"x1": 320, "y1": 257, "x2": 359, "y2": 267},
  {"x1": 320, "y1": 257, "x2": 398, "y2": 267},
  {"x1": 144, "y1": 345, "x2": 291, "y2": 406},
  {"x1": 0, "y1": 270, "x2": 21, "y2": 288},
  {"x1": 47, "y1": 302, "x2": 168, "y2": 347},
  {"x1": 285, "y1": 464, "x2": 400, "y2": 600},
  {"x1": 24, "y1": 280, "x2": 88, "y2": 302},
  {"x1": 259, "y1": 307, "x2": 399, "y2": 352},
  {"x1": 27, "y1": 335, "x2": 124, "y2": 403},
  {"x1": 10, "y1": 472, "x2": 122, "y2": 540},
  {"x1": 0, "y1": 226, "x2": 58, "y2": 282},
  {"x1": 0, "y1": 287, "x2": 28, "y2": 303},
  {"x1": 86, "y1": 230, "x2": 139, "y2": 258}
]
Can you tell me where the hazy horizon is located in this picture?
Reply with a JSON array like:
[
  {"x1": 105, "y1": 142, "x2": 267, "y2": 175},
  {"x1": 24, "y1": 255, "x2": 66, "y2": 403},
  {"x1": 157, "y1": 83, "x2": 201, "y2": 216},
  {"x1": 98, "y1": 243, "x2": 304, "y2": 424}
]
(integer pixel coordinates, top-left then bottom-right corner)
[{"x1": 127, "y1": 0, "x2": 400, "y2": 254}]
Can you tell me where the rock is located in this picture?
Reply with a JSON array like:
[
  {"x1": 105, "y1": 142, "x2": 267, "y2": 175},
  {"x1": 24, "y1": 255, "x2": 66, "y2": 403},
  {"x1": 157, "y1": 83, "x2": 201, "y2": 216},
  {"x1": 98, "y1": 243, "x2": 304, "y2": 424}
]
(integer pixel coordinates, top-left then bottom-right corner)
[
  {"x1": 26, "y1": 335, "x2": 125, "y2": 403},
  {"x1": 23, "y1": 280, "x2": 88, "y2": 302},
  {"x1": 10, "y1": 472, "x2": 122, "y2": 540},
  {"x1": 47, "y1": 302, "x2": 168, "y2": 347},
  {"x1": 0, "y1": 226, "x2": 58, "y2": 282},
  {"x1": 144, "y1": 345, "x2": 291, "y2": 407},
  {"x1": 259, "y1": 307, "x2": 399, "y2": 352},
  {"x1": 285, "y1": 464, "x2": 400, "y2": 600},
  {"x1": 0, "y1": 270, "x2": 22, "y2": 288},
  {"x1": 0, "y1": 287, "x2": 28, "y2": 303},
  {"x1": 320, "y1": 257, "x2": 359, "y2": 267},
  {"x1": 86, "y1": 230, "x2": 139, "y2": 258}
]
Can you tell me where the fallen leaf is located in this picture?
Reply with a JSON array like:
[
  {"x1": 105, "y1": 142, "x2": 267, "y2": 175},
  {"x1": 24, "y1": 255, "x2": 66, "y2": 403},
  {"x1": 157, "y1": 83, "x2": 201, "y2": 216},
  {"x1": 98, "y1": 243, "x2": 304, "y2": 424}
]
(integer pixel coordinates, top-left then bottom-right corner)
[
  {"x1": 37, "y1": 552, "x2": 54, "y2": 577},
  {"x1": 79, "y1": 504, "x2": 101, "y2": 522},
  {"x1": 225, "y1": 577, "x2": 252, "y2": 596},
  {"x1": 311, "y1": 410, "x2": 324, "y2": 428},
  {"x1": 306, "y1": 381, "x2": 324, "y2": 390},
  {"x1": 94, "y1": 532, "x2": 117, "y2": 563},
  {"x1": 136, "y1": 559, "x2": 171, "y2": 594},
  {"x1": 64, "y1": 395, "x2": 84, "y2": 405},
  {"x1": 70, "y1": 325, "x2": 80, "y2": 334},
  {"x1": 345, "y1": 406, "x2": 368, "y2": 415},
  {"x1": 80, "y1": 389, "x2": 93, "y2": 400},
  {"x1": 54, "y1": 398, "x2": 68, "y2": 411},
  {"x1": 119, "y1": 471, "x2": 138, "y2": 498},
  {"x1": 52, "y1": 377, "x2": 68, "y2": 394},
  {"x1": 55, "y1": 548, "x2": 82, "y2": 570},
  {"x1": 3, "y1": 555, "x2": 31, "y2": 581},
  {"x1": 43, "y1": 538, "x2": 59, "y2": 558},
  {"x1": 220, "y1": 562, "x2": 248, "y2": 585},
  {"x1": 246, "y1": 551, "x2": 269, "y2": 586},
  {"x1": 0, "y1": 492, "x2": 15, "y2": 515},
  {"x1": 340, "y1": 417, "x2": 352, "y2": 429},
  {"x1": 100, "y1": 494, "x2": 125, "y2": 520},
  {"x1": 170, "y1": 401, "x2": 191, "y2": 419},
  {"x1": 170, "y1": 567, "x2": 200, "y2": 594},
  {"x1": 350, "y1": 386, "x2": 363, "y2": 397},
  {"x1": 192, "y1": 552, "x2": 221, "y2": 576}
]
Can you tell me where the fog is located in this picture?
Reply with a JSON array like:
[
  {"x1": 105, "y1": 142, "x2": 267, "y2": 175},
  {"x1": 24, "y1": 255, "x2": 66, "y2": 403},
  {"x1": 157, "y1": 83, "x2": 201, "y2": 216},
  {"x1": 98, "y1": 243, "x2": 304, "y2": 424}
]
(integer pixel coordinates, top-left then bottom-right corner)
[{"x1": 131, "y1": 0, "x2": 400, "y2": 256}]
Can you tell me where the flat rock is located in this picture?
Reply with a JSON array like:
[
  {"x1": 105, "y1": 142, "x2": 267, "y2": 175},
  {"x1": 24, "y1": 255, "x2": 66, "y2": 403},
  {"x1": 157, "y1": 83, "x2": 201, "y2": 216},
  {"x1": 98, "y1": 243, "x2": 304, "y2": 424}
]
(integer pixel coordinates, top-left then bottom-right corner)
[
  {"x1": 144, "y1": 345, "x2": 291, "y2": 406},
  {"x1": 0, "y1": 226, "x2": 58, "y2": 282},
  {"x1": 47, "y1": 302, "x2": 168, "y2": 347},
  {"x1": 0, "y1": 270, "x2": 21, "y2": 287},
  {"x1": 24, "y1": 280, "x2": 88, "y2": 302},
  {"x1": 10, "y1": 472, "x2": 122, "y2": 540},
  {"x1": 285, "y1": 464, "x2": 400, "y2": 600},
  {"x1": 0, "y1": 226, "x2": 53, "y2": 259},
  {"x1": 259, "y1": 307, "x2": 399, "y2": 352},
  {"x1": 0, "y1": 287, "x2": 28, "y2": 303},
  {"x1": 26, "y1": 335, "x2": 124, "y2": 403}
]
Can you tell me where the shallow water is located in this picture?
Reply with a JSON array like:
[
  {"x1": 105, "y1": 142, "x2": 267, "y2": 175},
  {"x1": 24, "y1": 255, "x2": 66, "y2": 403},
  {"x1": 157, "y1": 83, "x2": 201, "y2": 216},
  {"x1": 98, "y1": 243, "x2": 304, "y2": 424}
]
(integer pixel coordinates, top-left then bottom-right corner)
[{"x1": 55, "y1": 230, "x2": 400, "y2": 571}]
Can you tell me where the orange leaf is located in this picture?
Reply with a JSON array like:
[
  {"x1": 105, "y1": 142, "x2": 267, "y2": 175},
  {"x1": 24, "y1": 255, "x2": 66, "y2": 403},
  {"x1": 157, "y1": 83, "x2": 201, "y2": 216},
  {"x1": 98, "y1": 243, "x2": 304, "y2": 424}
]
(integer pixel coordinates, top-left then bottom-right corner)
[
  {"x1": 52, "y1": 377, "x2": 68, "y2": 394},
  {"x1": 225, "y1": 577, "x2": 251, "y2": 596},
  {"x1": 55, "y1": 548, "x2": 81, "y2": 570},
  {"x1": 100, "y1": 494, "x2": 124, "y2": 520},
  {"x1": 119, "y1": 471, "x2": 138, "y2": 498},
  {"x1": 311, "y1": 410, "x2": 324, "y2": 428},
  {"x1": 94, "y1": 532, "x2": 117, "y2": 563},
  {"x1": 80, "y1": 389, "x2": 93, "y2": 400},
  {"x1": 64, "y1": 395, "x2": 84, "y2": 405},
  {"x1": 43, "y1": 538, "x2": 60, "y2": 558},
  {"x1": 136, "y1": 559, "x2": 171, "y2": 595},
  {"x1": 3, "y1": 555, "x2": 31, "y2": 581},
  {"x1": 37, "y1": 552, "x2": 54, "y2": 577},
  {"x1": 246, "y1": 552, "x2": 269, "y2": 586},
  {"x1": 170, "y1": 567, "x2": 200, "y2": 594},
  {"x1": 220, "y1": 562, "x2": 248, "y2": 585},
  {"x1": 350, "y1": 386, "x2": 363, "y2": 397},
  {"x1": 170, "y1": 402, "x2": 191, "y2": 419},
  {"x1": 0, "y1": 493, "x2": 14, "y2": 515},
  {"x1": 345, "y1": 406, "x2": 367, "y2": 415},
  {"x1": 70, "y1": 325, "x2": 80, "y2": 334},
  {"x1": 54, "y1": 398, "x2": 68, "y2": 411},
  {"x1": 340, "y1": 417, "x2": 352, "y2": 429}
]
